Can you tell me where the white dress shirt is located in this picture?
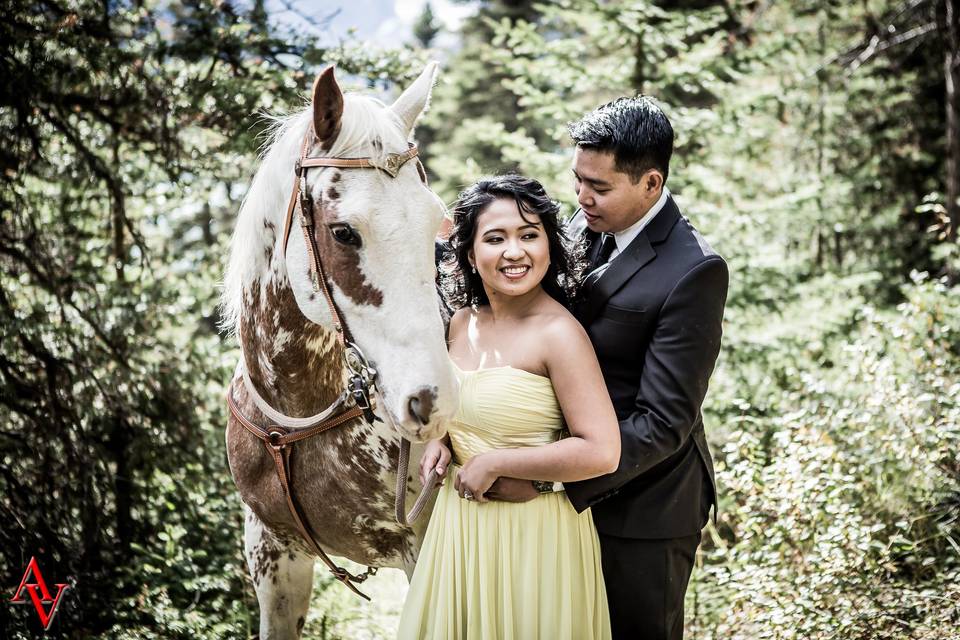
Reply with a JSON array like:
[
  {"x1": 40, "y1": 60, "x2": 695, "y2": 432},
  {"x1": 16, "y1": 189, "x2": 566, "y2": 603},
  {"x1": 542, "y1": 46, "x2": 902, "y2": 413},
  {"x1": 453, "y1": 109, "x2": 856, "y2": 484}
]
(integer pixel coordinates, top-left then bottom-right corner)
[{"x1": 608, "y1": 187, "x2": 670, "y2": 262}]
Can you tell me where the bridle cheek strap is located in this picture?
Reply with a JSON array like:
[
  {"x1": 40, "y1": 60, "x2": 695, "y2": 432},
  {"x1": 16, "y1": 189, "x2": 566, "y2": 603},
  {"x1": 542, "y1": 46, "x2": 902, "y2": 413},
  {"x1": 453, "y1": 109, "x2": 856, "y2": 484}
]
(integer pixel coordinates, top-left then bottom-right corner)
[{"x1": 279, "y1": 137, "x2": 422, "y2": 347}]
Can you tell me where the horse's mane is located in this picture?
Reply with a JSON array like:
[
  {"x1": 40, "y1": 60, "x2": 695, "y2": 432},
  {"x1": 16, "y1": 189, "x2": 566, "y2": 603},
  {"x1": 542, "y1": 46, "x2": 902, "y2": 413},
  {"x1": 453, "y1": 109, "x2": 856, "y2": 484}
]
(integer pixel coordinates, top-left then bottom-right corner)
[{"x1": 220, "y1": 93, "x2": 404, "y2": 334}]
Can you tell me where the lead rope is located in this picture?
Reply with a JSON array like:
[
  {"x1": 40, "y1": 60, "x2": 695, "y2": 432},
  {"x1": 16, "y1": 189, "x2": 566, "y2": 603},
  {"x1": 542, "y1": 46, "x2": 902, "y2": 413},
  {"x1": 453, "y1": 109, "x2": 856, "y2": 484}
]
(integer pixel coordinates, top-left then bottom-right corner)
[
  {"x1": 363, "y1": 385, "x2": 439, "y2": 526},
  {"x1": 395, "y1": 437, "x2": 440, "y2": 526}
]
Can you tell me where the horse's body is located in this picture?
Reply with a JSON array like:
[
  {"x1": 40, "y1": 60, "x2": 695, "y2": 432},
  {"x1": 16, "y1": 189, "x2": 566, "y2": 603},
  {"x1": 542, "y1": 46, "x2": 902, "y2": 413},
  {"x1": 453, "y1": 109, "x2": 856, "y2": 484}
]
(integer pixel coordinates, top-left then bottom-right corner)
[{"x1": 222, "y1": 64, "x2": 455, "y2": 638}]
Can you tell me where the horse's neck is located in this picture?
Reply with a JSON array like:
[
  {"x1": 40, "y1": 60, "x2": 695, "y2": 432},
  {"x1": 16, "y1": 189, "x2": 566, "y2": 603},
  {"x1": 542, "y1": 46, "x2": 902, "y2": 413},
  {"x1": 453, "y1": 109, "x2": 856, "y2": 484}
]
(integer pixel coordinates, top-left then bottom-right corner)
[{"x1": 239, "y1": 276, "x2": 345, "y2": 417}]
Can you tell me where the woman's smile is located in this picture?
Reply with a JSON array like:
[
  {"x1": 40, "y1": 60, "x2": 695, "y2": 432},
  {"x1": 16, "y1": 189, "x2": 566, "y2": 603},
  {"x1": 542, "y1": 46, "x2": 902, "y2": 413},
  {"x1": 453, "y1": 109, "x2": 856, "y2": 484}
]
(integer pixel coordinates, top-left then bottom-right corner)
[{"x1": 499, "y1": 264, "x2": 531, "y2": 279}]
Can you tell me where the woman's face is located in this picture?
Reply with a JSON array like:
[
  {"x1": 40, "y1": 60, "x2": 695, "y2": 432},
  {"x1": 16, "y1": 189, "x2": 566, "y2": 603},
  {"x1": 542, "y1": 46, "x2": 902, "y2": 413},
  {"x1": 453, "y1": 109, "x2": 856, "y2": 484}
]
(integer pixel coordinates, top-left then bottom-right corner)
[{"x1": 469, "y1": 197, "x2": 551, "y2": 300}]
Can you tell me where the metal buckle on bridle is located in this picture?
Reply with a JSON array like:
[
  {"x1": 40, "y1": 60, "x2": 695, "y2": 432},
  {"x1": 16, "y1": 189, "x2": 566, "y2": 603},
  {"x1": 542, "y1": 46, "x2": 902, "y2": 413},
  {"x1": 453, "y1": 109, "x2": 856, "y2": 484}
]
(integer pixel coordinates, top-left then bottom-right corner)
[
  {"x1": 298, "y1": 175, "x2": 313, "y2": 226},
  {"x1": 344, "y1": 342, "x2": 380, "y2": 425},
  {"x1": 371, "y1": 150, "x2": 415, "y2": 178},
  {"x1": 349, "y1": 377, "x2": 377, "y2": 424},
  {"x1": 267, "y1": 429, "x2": 286, "y2": 450}
]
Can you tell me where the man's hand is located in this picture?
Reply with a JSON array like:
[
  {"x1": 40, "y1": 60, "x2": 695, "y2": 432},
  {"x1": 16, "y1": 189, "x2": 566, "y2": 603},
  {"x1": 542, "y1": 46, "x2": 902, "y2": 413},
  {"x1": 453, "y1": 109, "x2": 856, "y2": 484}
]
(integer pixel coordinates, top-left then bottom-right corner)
[
  {"x1": 419, "y1": 438, "x2": 451, "y2": 487},
  {"x1": 486, "y1": 477, "x2": 540, "y2": 503}
]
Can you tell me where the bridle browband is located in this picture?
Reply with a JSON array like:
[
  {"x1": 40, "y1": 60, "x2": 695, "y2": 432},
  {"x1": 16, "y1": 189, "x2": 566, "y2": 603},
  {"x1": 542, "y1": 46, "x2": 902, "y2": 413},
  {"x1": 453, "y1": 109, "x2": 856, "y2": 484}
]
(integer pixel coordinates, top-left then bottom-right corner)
[{"x1": 228, "y1": 125, "x2": 436, "y2": 600}]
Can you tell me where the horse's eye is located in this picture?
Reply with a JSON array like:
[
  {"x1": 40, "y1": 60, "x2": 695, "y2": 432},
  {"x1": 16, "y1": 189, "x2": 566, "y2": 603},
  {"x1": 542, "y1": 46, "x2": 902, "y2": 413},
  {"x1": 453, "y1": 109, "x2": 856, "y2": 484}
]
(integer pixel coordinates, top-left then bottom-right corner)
[{"x1": 329, "y1": 223, "x2": 361, "y2": 248}]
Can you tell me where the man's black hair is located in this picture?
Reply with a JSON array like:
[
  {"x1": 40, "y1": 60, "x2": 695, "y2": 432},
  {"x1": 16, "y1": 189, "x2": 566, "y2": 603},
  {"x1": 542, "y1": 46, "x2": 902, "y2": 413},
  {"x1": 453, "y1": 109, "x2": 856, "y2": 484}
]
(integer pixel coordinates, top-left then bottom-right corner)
[{"x1": 568, "y1": 96, "x2": 673, "y2": 184}]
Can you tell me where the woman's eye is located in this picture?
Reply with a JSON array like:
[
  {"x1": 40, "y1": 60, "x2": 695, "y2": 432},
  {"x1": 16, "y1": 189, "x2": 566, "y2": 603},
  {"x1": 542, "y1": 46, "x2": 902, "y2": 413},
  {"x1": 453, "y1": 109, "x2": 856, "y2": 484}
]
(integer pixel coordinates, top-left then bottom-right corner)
[
  {"x1": 522, "y1": 233, "x2": 539, "y2": 240},
  {"x1": 329, "y1": 224, "x2": 362, "y2": 247},
  {"x1": 485, "y1": 237, "x2": 503, "y2": 244}
]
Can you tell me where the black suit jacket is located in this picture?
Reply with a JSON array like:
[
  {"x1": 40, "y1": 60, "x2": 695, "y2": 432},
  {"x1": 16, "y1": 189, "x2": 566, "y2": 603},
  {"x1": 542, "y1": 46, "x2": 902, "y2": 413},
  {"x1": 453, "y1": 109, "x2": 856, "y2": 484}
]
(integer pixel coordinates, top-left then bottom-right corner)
[{"x1": 564, "y1": 195, "x2": 728, "y2": 539}]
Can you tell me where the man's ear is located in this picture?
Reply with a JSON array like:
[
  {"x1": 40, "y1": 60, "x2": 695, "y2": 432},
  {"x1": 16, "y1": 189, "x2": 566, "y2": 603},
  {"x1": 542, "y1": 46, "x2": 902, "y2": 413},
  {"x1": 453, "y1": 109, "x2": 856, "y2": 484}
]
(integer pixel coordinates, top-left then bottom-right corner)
[{"x1": 643, "y1": 169, "x2": 664, "y2": 195}]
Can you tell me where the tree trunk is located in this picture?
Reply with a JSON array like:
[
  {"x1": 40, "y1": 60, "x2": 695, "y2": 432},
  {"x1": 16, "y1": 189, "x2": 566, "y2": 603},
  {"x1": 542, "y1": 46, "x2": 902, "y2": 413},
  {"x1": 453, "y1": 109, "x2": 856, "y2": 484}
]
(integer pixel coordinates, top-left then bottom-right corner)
[
  {"x1": 815, "y1": 2, "x2": 828, "y2": 271},
  {"x1": 109, "y1": 415, "x2": 133, "y2": 553},
  {"x1": 632, "y1": 31, "x2": 646, "y2": 94},
  {"x1": 943, "y1": 0, "x2": 960, "y2": 242},
  {"x1": 834, "y1": 227, "x2": 844, "y2": 269},
  {"x1": 201, "y1": 201, "x2": 214, "y2": 246},
  {"x1": 111, "y1": 143, "x2": 125, "y2": 280}
]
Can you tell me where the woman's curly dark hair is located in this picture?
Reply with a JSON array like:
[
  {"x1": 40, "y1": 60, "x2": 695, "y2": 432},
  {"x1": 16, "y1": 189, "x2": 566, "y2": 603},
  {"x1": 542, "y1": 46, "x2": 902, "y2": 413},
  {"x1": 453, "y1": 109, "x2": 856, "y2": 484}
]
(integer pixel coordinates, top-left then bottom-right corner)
[{"x1": 440, "y1": 174, "x2": 585, "y2": 310}]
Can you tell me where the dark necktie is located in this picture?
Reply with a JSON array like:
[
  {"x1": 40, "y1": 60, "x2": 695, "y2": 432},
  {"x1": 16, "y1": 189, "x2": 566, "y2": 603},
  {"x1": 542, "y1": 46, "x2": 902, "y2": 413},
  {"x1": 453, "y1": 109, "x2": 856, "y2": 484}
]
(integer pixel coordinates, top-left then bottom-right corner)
[
  {"x1": 582, "y1": 233, "x2": 616, "y2": 294},
  {"x1": 593, "y1": 233, "x2": 616, "y2": 268}
]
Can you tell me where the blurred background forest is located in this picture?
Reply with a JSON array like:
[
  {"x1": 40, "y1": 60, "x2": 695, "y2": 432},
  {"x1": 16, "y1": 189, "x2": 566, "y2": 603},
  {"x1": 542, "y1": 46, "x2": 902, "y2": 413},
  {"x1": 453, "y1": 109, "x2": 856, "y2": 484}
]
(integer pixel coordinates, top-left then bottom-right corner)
[{"x1": 2, "y1": 0, "x2": 959, "y2": 638}]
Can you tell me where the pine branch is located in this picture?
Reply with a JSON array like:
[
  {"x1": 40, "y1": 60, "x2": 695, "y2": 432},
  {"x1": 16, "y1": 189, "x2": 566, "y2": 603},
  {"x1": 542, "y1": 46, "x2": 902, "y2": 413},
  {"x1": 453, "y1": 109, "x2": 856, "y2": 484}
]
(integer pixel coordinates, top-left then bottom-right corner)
[
  {"x1": 846, "y1": 21, "x2": 938, "y2": 73},
  {"x1": 810, "y1": 0, "x2": 936, "y2": 76}
]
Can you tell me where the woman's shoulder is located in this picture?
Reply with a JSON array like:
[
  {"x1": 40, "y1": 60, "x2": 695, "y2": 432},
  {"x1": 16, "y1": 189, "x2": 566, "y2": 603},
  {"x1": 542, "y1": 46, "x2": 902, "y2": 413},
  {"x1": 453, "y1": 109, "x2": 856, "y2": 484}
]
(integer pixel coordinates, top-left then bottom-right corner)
[
  {"x1": 450, "y1": 305, "x2": 481, "y2": 327},
  {"x1": 538, "y1": 309, "x2": 597, "y2": 379},
  {"x1": 450, "y1": 306, "x2": 471, "y2": 325},
  {"x1": 534, "y1": 302, "x2": 588, "y2": 343},
  {"x1": 449, "y1": 305, "x2": 483, "y2": 341}
]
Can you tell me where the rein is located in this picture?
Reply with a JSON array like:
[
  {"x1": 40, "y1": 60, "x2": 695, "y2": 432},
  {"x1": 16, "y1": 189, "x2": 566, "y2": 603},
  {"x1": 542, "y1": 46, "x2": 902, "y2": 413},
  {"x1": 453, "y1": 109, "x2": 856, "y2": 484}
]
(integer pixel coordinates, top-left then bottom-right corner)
[{"x1": 228, "y1": 126, "x2": 438, "y2": 600}]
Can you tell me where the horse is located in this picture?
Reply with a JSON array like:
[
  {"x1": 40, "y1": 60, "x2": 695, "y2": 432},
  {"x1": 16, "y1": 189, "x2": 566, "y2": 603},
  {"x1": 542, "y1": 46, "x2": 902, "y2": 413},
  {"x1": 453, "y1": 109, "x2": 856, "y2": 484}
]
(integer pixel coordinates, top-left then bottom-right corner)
[{"x1": 221, "y1": 62, "x2": 457, "y2": 639}]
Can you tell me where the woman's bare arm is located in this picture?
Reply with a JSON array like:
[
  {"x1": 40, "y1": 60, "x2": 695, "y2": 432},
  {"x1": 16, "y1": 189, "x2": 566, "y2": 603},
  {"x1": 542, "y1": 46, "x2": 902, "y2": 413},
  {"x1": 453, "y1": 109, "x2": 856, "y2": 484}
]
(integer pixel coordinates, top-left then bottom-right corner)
[{"x1": 456, "y1": 315, "x2": 620, "y2": 499}]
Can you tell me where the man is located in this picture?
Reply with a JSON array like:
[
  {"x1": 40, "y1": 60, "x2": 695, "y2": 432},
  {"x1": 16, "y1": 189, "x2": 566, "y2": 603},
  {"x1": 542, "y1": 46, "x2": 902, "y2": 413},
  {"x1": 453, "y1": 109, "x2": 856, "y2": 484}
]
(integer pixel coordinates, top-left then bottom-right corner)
[{"x1": 489, "y1": 96, "x2": 728, "y2": 639}]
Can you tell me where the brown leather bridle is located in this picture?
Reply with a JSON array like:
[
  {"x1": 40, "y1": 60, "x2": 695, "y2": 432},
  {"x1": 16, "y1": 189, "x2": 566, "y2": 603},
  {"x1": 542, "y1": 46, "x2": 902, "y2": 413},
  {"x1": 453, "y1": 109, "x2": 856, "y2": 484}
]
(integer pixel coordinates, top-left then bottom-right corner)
[
  {"x1": 280, "y1": 132, "x2": 423, "y2": 338},
  {"x1": 228, "y1": 126, "x2": 433, "y2": 599}
]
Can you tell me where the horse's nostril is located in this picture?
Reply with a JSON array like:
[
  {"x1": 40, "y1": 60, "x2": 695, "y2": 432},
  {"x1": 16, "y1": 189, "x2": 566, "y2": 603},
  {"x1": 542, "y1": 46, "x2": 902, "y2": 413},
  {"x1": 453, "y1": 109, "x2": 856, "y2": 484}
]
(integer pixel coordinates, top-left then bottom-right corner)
[{"x1": 407, "y1": 386, "x2": 436, "y2": 425}]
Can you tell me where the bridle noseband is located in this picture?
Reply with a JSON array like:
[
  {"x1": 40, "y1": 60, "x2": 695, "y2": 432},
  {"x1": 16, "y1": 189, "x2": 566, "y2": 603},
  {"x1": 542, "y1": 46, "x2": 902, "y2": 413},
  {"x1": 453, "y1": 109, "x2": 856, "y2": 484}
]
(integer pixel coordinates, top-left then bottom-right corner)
[{"x1": 228, "y1": 126, "x2": 437, "y2": 600}]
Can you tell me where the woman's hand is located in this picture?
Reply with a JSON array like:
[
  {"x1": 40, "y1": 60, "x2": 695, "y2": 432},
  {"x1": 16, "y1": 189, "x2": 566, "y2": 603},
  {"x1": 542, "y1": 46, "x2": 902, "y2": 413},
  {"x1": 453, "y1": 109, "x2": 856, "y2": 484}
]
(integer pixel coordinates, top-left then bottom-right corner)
[
  {"x1": 419, "y1": 438, "x2": 451, "y2": 487},
  {"x1": 454, "y1": 452, "x2": 501, "y2": 503}
]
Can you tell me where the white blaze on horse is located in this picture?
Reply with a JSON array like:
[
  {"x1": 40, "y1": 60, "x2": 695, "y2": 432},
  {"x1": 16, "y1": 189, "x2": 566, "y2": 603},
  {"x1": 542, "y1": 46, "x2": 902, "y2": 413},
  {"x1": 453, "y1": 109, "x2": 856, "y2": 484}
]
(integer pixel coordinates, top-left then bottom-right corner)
[{"x1": 221, "y1": 63, "x2": 455, "y2": 639}]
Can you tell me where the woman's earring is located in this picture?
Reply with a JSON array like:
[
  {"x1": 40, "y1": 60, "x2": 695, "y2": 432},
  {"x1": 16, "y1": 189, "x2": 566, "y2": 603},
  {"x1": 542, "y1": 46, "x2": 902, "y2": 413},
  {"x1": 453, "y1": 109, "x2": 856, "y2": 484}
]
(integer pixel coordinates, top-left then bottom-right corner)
[{"x1": 471, "y1": 265, "x2": 477, "y2": 274}]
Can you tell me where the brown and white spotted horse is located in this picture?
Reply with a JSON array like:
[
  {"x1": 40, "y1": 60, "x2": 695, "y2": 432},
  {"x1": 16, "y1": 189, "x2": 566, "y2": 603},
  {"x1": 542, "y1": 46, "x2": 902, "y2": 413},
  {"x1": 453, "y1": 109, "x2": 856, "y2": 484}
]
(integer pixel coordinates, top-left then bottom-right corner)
[{"x1": 221, "y1": 63, "x2": 456, "y2": 639}]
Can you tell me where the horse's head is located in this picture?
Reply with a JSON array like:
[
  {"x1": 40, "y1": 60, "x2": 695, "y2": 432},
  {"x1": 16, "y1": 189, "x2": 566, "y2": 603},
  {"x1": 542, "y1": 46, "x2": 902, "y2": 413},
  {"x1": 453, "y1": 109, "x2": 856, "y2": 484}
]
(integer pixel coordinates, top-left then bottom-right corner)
[{"x1": 280, "y1": 63, "x2": 455, "y2": 442}]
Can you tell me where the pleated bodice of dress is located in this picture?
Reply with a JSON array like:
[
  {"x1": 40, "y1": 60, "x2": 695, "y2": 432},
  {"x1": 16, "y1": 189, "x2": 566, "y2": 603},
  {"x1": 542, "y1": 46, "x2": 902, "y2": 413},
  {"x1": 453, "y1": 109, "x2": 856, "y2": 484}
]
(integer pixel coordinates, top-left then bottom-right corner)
[{"x1": 449, "y1": 363, "x2": 562, "y2": 463}]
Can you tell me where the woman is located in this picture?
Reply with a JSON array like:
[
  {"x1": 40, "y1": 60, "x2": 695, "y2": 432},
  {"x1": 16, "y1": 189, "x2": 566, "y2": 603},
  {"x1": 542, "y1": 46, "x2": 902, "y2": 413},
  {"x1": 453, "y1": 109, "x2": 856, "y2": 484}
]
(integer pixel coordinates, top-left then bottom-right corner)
[{"x1": 398, "y1": 175, "x2": 619, "y2": 639}]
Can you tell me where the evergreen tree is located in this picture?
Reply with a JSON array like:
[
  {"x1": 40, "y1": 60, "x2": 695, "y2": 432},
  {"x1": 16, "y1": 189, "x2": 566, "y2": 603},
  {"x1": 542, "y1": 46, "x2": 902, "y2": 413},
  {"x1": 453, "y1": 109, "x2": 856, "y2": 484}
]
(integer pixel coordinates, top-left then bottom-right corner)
[
  {"x1": 416, "y1": 0, "x2": 543, "y2": 190},
  {"x1": 414, "y1": 2, "x2": 441, "y2": 48}
]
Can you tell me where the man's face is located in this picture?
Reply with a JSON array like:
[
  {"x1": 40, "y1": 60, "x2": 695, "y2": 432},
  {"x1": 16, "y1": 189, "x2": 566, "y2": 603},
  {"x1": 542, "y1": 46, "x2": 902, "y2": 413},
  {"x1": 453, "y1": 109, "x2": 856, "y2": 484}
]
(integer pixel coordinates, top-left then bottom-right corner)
[{"x1": 572, "y1": 147, "x2": 662, "y2": 234}]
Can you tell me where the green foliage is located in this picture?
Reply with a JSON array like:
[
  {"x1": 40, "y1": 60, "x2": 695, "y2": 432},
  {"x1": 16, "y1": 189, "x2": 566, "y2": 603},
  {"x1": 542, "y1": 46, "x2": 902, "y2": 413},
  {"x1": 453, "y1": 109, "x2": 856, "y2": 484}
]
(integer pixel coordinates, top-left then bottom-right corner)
[{"x1": 694, "y1": 275, "x2": 960, "y2": 638}]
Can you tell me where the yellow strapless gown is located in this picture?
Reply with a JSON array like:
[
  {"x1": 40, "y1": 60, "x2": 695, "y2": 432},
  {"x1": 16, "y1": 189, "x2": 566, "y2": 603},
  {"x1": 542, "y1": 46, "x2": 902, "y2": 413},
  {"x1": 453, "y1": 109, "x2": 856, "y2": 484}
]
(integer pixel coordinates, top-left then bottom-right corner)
[{"x1": 397, "y1": 364, "x2": 611, "y2": 640}]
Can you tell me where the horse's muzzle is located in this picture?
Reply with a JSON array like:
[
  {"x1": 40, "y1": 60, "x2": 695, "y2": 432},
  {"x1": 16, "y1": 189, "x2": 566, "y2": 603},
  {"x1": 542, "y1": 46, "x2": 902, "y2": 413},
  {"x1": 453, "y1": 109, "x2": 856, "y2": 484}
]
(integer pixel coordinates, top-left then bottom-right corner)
[{"x1": 407, "y1": 385, "x2": 437, "y2": 427}]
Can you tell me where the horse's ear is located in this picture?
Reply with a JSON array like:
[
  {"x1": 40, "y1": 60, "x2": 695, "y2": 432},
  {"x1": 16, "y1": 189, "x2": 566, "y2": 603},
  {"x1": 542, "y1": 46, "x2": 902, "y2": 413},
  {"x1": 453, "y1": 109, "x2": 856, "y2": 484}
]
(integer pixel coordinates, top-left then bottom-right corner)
[
  {"x1": 391, "y1": 61, "x2": 439, "y2": 136},
  {"x1": 312, "y1": 66, "x2": 343, "y2": 147}
]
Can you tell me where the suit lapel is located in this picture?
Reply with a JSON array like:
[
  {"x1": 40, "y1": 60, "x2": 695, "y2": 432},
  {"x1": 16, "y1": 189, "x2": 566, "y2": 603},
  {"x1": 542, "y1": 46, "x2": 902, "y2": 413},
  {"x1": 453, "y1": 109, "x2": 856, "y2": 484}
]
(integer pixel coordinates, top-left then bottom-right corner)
[
  {"x1": 579, "y1": 235, "x2": 655, "y2": 324},
  {"x1": 577, "y1": 196, "x2": 681, "y2": 325}
]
